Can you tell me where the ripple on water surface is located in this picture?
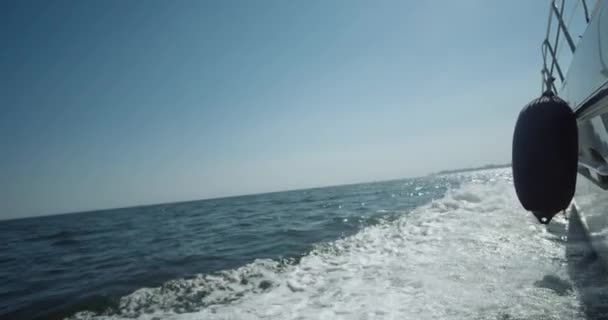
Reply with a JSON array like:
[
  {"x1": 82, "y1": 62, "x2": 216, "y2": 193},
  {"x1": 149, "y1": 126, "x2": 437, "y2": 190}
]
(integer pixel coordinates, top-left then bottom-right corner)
[{"x1": 67, "y1": 170, "x2": 587, "y2": 319}]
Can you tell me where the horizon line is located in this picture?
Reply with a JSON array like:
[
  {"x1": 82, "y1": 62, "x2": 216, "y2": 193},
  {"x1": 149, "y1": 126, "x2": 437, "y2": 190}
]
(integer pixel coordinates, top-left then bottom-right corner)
[
  {"x1": 2, "y1": 162, "x2": 511, "y2": 222},
  {"x1": 1, "y1": 173, "x2": 424, "y2": 223}
]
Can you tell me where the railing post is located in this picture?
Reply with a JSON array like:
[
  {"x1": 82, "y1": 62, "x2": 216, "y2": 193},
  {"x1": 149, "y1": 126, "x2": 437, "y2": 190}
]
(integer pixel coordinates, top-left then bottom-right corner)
[
  {"x1": 551, "y1": 0, "x2": 577, "y2": 53},
  {"x1": 543, "y1": 40, "x2": 565, "y2": 82},
  {"x1": 581, "y1": 0, "x2": 590, "y2": 23}
]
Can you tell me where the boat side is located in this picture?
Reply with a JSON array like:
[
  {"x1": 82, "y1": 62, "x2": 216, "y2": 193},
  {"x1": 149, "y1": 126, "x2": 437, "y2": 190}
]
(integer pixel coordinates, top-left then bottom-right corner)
[{"x1": 563, "y1": 0, "x2": 608, "y2": 260}]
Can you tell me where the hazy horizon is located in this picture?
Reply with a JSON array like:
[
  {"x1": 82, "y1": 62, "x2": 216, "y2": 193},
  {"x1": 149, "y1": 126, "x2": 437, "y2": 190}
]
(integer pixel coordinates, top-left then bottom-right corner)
[
  {"x1": 1, "y1": 162, "x2": 514, "y2": 221},
  {"x1": 1, "y1": 1, "x2": 577, "y2": 220}
]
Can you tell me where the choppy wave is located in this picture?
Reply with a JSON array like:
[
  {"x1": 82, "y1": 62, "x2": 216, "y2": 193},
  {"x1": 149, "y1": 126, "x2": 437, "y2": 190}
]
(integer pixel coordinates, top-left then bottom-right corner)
[{"x1": 68, "y1": 170, "x2": 584, "y2": 320}]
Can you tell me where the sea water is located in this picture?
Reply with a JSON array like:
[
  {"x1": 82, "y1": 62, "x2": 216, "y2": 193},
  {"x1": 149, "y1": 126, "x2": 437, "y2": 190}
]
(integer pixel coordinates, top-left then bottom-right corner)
[{"x1": 0, "y1": 169, "x2": 598, "y2": 319}]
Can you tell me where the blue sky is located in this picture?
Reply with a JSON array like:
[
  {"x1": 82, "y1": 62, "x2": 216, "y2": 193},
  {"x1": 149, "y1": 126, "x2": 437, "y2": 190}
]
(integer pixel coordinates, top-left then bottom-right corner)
[{"x1": 1, "y1": 1, "x2": 567, "y2": 219}]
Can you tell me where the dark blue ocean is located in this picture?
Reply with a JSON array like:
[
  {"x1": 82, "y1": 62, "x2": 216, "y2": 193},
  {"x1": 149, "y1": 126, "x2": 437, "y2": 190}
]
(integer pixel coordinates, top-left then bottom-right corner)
[{"x1": 0, "y1": 169, "x2": 597, "y2": 319}]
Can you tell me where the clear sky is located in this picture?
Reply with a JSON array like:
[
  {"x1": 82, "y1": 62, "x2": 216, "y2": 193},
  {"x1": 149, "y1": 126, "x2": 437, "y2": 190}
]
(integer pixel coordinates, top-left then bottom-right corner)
[{"x1": 0, "y1": 0, "x2": 574, "y2": 219}]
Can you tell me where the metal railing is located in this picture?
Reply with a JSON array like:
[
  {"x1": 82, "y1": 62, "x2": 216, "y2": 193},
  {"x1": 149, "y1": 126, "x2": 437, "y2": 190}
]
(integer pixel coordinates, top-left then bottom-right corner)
[{"x1": 541, "y1": 0, "x2": 591, "y2": 93}]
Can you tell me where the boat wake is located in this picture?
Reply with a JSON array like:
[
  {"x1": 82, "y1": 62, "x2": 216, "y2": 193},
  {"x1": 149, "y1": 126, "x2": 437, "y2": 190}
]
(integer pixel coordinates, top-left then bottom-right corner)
[{"x1": 70, "y1": 170, "x2": 584, "y2": 320}]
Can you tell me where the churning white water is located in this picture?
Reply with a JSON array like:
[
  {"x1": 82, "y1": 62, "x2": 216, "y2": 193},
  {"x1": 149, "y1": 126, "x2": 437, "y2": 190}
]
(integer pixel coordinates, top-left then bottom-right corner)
[{"x1": 71, "y1": 169, "x2": 586, "y2": 320}]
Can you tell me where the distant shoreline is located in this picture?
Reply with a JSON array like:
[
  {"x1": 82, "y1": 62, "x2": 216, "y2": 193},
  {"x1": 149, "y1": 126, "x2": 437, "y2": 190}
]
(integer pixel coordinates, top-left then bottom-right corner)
[{"x1": 431, "y1": 163, "x2": 511, "y2": 176}]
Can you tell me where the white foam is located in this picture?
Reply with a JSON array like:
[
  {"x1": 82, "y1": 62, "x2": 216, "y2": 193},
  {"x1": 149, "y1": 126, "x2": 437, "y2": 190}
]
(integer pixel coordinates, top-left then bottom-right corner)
[{"x1": 70, "y1": 169, "x2": 584, "y2": 320}]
